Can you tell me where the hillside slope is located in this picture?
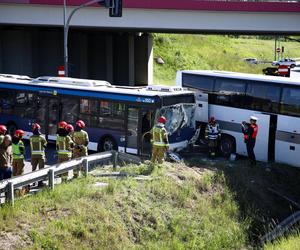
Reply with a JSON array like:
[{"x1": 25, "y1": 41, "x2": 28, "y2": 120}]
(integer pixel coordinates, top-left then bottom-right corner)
[
  {"x1": 153, "y1": 34, "x2": 300, "y2": 85},
  {"x1": 0, "y1": 163, "x2": 248, "y2": 250}
]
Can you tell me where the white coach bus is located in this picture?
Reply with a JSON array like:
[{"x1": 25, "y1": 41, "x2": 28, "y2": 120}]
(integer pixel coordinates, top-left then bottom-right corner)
[{"x1": 176, "y1": 70, "x2": 300, "y2": 168}]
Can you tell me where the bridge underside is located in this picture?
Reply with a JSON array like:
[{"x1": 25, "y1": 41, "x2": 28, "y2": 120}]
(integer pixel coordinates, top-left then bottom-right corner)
[{"x1": 0, "y1": 4, "x2": 299, "y2": 85}]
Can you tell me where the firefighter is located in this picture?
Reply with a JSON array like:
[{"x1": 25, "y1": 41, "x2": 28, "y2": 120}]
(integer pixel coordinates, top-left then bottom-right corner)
[
  {"x1": 72, "y1": 120, "x2": 89, "y2": 158},
  {"x1": 56, "y1": 122, "x2": 74, "y2": 163},
  {"x1": 242, "y1": 116, "x2": 258, "y2": 166},
  {"x1": 150, "y1": 116, "x2": 169, "y2": 164},
  {"x1": 30, "y1": 123, "x2": 47, "y2": 186},
  {"x1": 72, "y1": 120, "x2": 89, "y2": 178},
  {"x1": 0, "y1": 125, "x2": 7, "y2": 144},
  {"x1": 205, "y1": 117, "x2": 221, "y2": 158},
  {"x1": 12, "y1": 129, "x2": 25, "y2": 176}
]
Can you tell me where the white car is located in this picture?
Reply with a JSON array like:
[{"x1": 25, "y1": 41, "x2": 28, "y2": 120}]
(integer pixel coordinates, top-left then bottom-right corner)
[{"x1": 272, "y1": 58, "x2": 297, "y2": 68}]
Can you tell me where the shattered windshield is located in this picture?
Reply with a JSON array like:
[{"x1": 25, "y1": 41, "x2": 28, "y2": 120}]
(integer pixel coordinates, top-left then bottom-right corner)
[{"x1": 156, "y1": 104, "x2": 196, "y2": 135}]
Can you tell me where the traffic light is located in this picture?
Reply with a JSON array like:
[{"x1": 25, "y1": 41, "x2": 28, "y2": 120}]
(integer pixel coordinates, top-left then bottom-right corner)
[
  {"x1": 109, "y1": 0, "x2": 122, "y2": 17},
  {"x1": 97, "y1": 0, "x2": 122, "y2": 17}
]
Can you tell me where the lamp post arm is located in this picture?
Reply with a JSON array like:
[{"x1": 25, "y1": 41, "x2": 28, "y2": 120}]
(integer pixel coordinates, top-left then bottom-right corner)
[{"x1": 64, "y1": 0, "x2": 105, "y2": 77}]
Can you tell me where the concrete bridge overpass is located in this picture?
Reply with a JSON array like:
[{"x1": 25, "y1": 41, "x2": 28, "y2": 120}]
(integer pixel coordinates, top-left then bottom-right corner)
[{"x1": 0, "y1": 0, "x2": 299, "y2": 85}]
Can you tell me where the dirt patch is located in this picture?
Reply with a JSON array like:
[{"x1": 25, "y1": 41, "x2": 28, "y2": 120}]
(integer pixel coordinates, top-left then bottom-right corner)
[{"x1": 0, "y1": 231, "x2": 31, "y2": 250}]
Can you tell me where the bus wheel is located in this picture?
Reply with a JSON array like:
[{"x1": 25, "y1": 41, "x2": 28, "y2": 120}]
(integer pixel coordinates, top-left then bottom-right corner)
[
  {"x1": 98, "y1": 136, "x2": 117, "y2": 152},
  {"x1": 6, "y1": 122, "x2": 17, "y2": 136},
  {"x1": 220, "y1": 135, "x2": 236, "y2": 158}
]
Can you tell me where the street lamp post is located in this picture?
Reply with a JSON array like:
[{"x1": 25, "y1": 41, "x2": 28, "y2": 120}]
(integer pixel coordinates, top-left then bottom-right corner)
[{"x1": 63, "y1": 0, "x2": 105, "y2": 77}]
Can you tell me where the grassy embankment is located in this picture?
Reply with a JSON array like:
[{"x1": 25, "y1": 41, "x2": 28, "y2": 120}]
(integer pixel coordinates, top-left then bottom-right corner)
[
  {"x1": 0, "y1": 163, "x2": 249, "y2": 249},
  {"x1": 153, "y1": 34, "x2": 300, "y2": 85},
  {"x1": 265, "y1": 234, "x2": 300, "y2": 250}
]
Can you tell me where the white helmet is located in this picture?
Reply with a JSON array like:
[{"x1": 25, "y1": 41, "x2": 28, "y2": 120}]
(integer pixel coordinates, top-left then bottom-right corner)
[{"x1": 250, "y1": 116, "x2": 258, "y2": 121}]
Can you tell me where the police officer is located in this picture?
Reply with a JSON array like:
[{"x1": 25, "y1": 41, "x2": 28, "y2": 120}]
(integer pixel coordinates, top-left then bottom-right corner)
[
  {"x1": 0, "y1": 125, "x2": 7, "y2": 144},
  {"x1": 12, "y1": 129, "x2": 25, "y2": 176},
  {"x1": 56, "y1": 122, "x2": 74, "y2": 163},
  {"x1": 30, "y1": 123, "x2": 47, "y2": 175},
  {"x1": 242, "y1": 116, "x2": 258, "y2": 166},
  {"x1": 205, "y1": 117, "x2": 221, "y2": 158},
  {"x1": 151, "y1": 116, "x2": 169, "y2": 164},
  {"x1": 72, "y1": 120, "x2": 89, "y2": 178}
]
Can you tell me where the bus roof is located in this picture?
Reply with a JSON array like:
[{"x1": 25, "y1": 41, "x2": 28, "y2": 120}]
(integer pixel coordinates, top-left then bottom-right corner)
[
  {"x1": 0, "y1": 75, "x2": 194, "y2": 100},
  {"x1": 179, "y1": 70, "x2": 300, "y2": 86}
]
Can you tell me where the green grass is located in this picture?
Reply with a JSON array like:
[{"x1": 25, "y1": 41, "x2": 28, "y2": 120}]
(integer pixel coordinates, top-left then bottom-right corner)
[
  {"x1": 153, "y1": 34, "x2": 300, "y2": 85},
  {"x1": 264, "y1": 233, "x2": 300, "y2": 250},
  {"x1": 0, "y1": 163, "x2": 249, "y2": 249}
]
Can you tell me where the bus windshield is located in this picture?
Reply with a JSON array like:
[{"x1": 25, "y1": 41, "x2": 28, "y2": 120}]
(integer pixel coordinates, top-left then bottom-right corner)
[{"x1": 156, "y1": 104, "x2": 196, "y2": 135}]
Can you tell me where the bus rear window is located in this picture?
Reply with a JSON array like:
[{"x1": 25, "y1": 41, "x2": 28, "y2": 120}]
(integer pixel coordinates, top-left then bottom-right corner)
[
  {"x1": 281, "y1": 87, "x2": 300, "y2": 116},
  {"x1": 182, "y1": 73, "x2": 214, "y2": 91}
]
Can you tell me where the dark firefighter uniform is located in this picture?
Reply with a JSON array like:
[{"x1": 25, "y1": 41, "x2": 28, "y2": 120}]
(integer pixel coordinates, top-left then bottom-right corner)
[
  {"x1": 151, "y1": 116, "x2": 169, "y2": 164},
  {"x1": 242, "y1": 116, "x2": 258, "y2": 166},
  {"x1": 12, "y1": 130, "x2": 25, "y2": 176},
  {"x1": 205, "y1": 117, "x2": 221, "y2": 158},
  {"x1": 30, "y1": 134, "x2": 47, "y2": 171}
]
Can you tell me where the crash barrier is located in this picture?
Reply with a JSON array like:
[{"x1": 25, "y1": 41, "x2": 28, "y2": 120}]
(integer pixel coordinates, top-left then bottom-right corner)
[
  {"x1": 0, "y1": 151, "x2": 141, "y2": 206},
  {"x1": 261, "y1": 210, "x2": 300, "y2": 243}
]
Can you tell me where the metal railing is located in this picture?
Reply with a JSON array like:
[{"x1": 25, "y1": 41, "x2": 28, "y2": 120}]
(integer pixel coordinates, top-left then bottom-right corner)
[{"x1": 0, "y1": 151, "x2": 141, "y2": 206}]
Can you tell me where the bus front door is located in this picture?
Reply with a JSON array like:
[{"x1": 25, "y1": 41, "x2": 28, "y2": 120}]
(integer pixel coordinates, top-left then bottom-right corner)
[
  {"x1": 141, "y1": 109, "x2": 154, "y2": 156},
  {"x1": 125, "y1": 107, "x2": 139, "y2": 154}
]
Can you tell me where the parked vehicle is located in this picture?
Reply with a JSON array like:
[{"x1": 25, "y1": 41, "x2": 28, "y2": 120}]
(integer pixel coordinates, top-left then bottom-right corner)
[{"x1": 272, "y1": 58, "x2": 297, "y2": 68}]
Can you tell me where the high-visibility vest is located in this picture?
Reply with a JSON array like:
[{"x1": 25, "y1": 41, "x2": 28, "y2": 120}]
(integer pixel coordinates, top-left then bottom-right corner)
[
  {"x1": 151, "y1": 124, "x2": 169, "y2": 147},
  {"x1": 72, "y1": 130, "x2": 89, "y2": 147},
  {"x1": 206, "y1": 123, "x2": 220, "y2": 140},
  {"x1": 0, "y1": 135, "x2": 4, "y2": 145},
  {"x1": 12, "y1": 140, "x2": 24, "y2": 160},
  {"x1": 56, "y1": 135, "x2": 72, "y2": 157},
  {"x1": 30, "y1": 135, "x2": 47, "y2": 156}
]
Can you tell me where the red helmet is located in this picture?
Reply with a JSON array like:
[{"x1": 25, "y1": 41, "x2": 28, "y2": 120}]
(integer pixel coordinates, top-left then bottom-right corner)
[
  {"x1": 15, "y1": 129, "x2": 25, "y2": 137},
  {"x1": 32, "y1": 123, "x2": 41, "y2": 131},
  {"x1": 65, "y1": 124, "x2": 74, "y2": 133},
  {"x1": 209, "y1": 117, "x2": 216, "y2": 123},
  {"x1": 58, "y1": 121, "x2": 68, "y2": 129},
  {"x1": 76, "y1": 120, "x2": 85, "y2": 129},
  {"x1": 0, "y1": 125, "x2": 7, "y2": 135},
  {"x1": 158, "y1": 116, "x2": 167, "y2": 124}
]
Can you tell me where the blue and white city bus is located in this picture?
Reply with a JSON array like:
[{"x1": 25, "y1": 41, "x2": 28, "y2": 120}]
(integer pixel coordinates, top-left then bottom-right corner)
[{"x1": 0, "y1": 74, "x2": 196, "y2": 156}]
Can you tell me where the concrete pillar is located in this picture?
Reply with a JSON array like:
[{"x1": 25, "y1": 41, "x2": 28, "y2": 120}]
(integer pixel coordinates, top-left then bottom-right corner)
[
  {"x1": 106, "y1": 34, "x2": 113, "y2": 83},
  {"x1": 134, "y1": 33, "x2": 153, "y2": 86},
  {"x1": 128, "y1": 34, "x2": 135, "y2": 86},
  {"x1": 0, "y1": 28, "x2": 3, "y2": 73}
]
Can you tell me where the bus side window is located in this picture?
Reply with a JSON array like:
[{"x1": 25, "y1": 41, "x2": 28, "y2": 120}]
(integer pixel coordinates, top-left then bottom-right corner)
[
  {"x1": 0, "y1": 90, "x2": 15, "y2": 115},
  {"x1": 99, "y1": 101, "x2": 125, "y2": 130},
  {"x1": 61, "y1": 97, "x2": 79, "y2": 123},
  {"x1": 213, "y1": 78, "x2": 246, "y2": 108},
  {"x1": 15, "y1": 92, "x2": 36, "y2": 118},
  {"x1": 281, "y1": 87, "x2": 300, "y2": 116},
  {"x1": 182, "y1": 73, "x2": 214, "y2": 91},
  {"x1": 245, "y1": 82, "x2": 280, "y2": 113}
]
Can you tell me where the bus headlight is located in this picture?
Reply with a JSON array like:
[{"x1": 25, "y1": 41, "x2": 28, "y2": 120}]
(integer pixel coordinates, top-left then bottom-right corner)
[{"x1": 120, "y1": 136, "x2": 125, "y2": 142}]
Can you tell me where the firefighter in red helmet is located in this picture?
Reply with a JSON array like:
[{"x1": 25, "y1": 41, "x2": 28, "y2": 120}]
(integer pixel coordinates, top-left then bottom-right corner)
[
  {"x1": 205, "y1": 116, "x2": 221, "y2": 158},
  {"x1": 30, "y1": 123, "x2": 47, "y2": 186},
  {"x1": 71, "y1": 120, "x2": 89, "y2": 178},
  {"x1": 150, "y1": 116, "x2": 169, "y2": 164},
  {"x1": 0, "y1": 125, "x2": 7, "y2": 145},
  {"x1": 56, "y1": 122, "x2": 74, "y2": 163},
  {"x1": 12, "y1": 129, "x2": 25, "y2": 176}
]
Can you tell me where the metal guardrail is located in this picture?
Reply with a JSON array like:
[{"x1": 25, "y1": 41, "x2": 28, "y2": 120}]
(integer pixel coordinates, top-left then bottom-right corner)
[
  {"x1": 0, "y1": 151, "x2": 141, "y2": 206},
  {"x1": 261, "y1": 210, "x2": 300, "y2": 243}
]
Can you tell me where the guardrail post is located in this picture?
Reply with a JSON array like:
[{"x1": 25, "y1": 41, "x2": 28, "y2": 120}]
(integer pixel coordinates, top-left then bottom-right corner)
[
  {"x1": 48, "y1": 169, "x2": 55, "y2": 190},
  {"x1": 112, "y1": 151, "x2": 118, "y2": 171},
  {"x1": 7, "y1": 181, "x2": 14, "y2": 206},
  {"x1": 83, "y1": 159, "x2": 89, "y2": 177}
]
